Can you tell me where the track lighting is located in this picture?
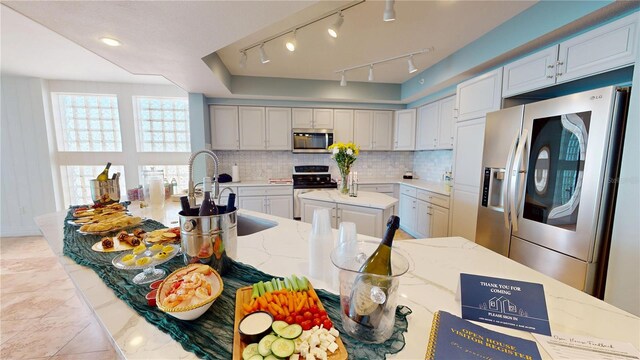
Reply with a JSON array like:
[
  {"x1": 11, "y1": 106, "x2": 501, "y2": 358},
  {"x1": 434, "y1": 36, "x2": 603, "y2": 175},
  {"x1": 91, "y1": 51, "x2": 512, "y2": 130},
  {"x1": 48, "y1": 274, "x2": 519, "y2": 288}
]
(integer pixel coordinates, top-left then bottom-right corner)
[
  {"x1": 239, "y1": 51, "x2": 247, "y2": 68},
  {"x1": 237, "y1": 1, "x2": 364, "y2": 68},
  {"x1": 328, "y1": 11, "x2": 344, "y2": 38},
  {"x1": 334, "y1": 48, "x2": 432, "y2": 85},
  {"x1": 383, "y1": 0, "x2": 396, "y2": 22},
  {"x1": 408, "y1": 55, "x2": 417, "y2": 73},
  {"x1": 285, "y1": 30, "x2": 297, "y2": 52},
  {"x1": 259, "y1": 44, "x2": 270, "y2": 64}
]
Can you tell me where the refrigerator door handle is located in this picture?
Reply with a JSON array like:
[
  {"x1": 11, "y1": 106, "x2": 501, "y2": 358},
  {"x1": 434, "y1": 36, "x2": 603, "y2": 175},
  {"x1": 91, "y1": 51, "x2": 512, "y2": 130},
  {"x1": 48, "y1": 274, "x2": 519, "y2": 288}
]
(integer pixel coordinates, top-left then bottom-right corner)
[
  {"x1": 510, "y1": 129, "x2": 529, "y2": 232},
  {"x1": 503, "y1": 133, "x2": 519, "y2": 229}
]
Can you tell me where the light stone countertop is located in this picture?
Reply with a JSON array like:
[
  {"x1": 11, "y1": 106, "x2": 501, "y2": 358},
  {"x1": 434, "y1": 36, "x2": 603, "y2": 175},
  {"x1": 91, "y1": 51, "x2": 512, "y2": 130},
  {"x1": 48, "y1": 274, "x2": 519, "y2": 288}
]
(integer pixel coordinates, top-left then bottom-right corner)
[
  {"x1": 298, "y1": 190, "x2": 398, "y2": 210},
  {"x1": 35, "y1": 202, "x2": 639, "y2": 359},
  {"x1": 356, "y1": 178, "x2": 451, "y2": 196}
]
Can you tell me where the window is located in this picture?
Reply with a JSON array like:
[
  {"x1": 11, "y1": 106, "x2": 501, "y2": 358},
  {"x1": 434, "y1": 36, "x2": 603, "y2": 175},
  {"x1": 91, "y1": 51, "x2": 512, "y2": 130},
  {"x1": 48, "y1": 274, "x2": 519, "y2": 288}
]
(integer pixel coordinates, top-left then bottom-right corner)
[
  {"x1": 56, "y1": 94, "x2": 122, "y2": 151},
  {"x1": 135, "y1": 97, "x2": 190, "y2": 152},
  {"x1": 61, "y1": 165, "x2": 126, "y2": 206}
]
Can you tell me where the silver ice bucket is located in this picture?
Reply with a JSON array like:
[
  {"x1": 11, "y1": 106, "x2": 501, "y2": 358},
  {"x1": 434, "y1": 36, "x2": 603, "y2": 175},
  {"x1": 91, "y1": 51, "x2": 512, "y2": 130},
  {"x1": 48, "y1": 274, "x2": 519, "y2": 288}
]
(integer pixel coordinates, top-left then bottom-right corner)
[
  {"x1": 89, "y1": 179, "x2": 121, "y2": 205},
  {"x1": 179, "y1": 208, "x2": 237, "y2": 274}
]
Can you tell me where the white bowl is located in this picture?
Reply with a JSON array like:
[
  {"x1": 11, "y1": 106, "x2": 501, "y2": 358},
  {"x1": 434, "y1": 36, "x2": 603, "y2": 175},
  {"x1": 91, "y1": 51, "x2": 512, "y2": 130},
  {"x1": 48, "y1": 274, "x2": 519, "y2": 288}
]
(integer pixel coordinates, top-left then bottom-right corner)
[{"x1": 156, "y1": 264, "x2": 223, "y2": 321}]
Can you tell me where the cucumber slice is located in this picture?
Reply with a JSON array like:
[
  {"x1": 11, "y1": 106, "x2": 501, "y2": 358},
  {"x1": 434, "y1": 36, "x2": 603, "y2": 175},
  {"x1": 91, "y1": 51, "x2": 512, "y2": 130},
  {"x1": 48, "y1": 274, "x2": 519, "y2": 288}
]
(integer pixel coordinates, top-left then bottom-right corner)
[
  {"x1": 279, "y1": 324, "x2": 303, "y2": 340},
  {"x1": 258, "y1": 334, "x2": 277, "y2": 357},
  {"x1": 271, "y1": 338, "x2": 295, "y2": 358},
  {"x1": 271, "y1": 320, "x2": 289, "y2": 336},
  {"x1": 289, "y1": 276, "x2": 299, "y2": 291},
  {"x1": 247, "y1": 355, "x2": 263, "y2": 360},
  {"x1": 264, "y1": 355, "x2": 279, "y2": 360},
  {"x1": 251, "y1": 284, "x2": 260, "y2": 299},
  {"x1": 264, "y1": 281, "x2": 274, "y2": 293},
  {"x1": 283, "y1": 277, "x2": 292, "y2": 290},
  {"x1": 242, "y1": 343, "x2": 260, "y2": 360},
  {"x1": 257, "y1": 281, "x2": 266, "y2": 296}
]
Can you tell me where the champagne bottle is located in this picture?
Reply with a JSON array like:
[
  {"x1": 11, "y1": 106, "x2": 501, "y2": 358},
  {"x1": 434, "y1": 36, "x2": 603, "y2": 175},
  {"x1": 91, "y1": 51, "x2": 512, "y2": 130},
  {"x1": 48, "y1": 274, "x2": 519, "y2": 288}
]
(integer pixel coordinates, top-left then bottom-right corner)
[
  {"x1": 96, "y1": 162, "x2": 111, "y2": 181},
  {"x1": 348, "y1": 215, "x2": 400, "y2": 329},
  {"x1": 198, "y1": 191, "x2": 219, "y2": 216}
]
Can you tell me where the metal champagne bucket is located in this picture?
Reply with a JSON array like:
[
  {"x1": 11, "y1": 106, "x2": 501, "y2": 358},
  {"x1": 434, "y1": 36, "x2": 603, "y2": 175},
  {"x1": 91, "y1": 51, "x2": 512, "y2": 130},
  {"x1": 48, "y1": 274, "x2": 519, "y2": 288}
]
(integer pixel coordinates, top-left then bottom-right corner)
[
  {"x1": 89, "y1": 179, "x2": 121, "y2": 205},
  {"x1": 179, "y1": 207, "x2": 237, "y2": 274}
]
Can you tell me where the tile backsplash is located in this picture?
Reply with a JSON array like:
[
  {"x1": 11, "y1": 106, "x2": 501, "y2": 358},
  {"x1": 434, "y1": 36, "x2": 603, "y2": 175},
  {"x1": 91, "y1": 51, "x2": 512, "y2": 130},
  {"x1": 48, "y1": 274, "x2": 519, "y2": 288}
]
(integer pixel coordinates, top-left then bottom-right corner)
[
  {"x1": 413, "y1": 150, "x2": 453, "y2": 182},
  {"x1": 212, "y1": 151, "x2": 414, "y2": 181}
]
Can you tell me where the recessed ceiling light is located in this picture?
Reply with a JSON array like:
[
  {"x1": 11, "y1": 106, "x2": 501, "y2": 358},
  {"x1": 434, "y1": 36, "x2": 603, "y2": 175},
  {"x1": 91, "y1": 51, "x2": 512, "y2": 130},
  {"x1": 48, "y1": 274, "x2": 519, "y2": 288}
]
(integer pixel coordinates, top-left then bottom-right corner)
[{"x1": 100, "y1": 37, "x2": 121, "y2": 47}]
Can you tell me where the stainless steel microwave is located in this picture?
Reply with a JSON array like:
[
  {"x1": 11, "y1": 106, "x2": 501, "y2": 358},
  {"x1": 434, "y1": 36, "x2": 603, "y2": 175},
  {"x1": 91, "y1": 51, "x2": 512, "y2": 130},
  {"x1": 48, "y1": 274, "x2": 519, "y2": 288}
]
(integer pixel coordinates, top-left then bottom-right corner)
[{"x1": 292, "y1": 129, "x2": 333, "y2": 153}]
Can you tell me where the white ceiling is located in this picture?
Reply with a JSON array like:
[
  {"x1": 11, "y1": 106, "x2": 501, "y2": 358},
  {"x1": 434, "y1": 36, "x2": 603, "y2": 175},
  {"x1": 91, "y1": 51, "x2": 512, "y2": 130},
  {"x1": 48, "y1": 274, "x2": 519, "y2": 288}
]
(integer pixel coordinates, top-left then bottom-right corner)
[{"x1": 1, "y1": 1, "x2": 537, "y2": 99}]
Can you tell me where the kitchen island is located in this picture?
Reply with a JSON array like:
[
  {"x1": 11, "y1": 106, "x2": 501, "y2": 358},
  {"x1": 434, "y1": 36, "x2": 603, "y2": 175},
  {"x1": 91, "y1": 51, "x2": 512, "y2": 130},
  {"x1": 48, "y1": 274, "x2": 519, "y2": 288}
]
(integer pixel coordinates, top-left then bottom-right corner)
[
  {"x1": 36, "y1": 204, "x2": 639, "y2": 359},
  {"x1": 299, "y1": 190, "x2": 398, "y2": 237}
]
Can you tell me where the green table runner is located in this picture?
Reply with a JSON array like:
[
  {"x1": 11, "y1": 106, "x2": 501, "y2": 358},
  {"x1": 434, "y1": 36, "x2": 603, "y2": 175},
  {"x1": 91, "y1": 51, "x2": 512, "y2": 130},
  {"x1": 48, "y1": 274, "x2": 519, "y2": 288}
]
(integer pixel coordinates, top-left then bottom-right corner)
[{"x1": 63, "y1": 206, "x2": 411, "y2": 359}]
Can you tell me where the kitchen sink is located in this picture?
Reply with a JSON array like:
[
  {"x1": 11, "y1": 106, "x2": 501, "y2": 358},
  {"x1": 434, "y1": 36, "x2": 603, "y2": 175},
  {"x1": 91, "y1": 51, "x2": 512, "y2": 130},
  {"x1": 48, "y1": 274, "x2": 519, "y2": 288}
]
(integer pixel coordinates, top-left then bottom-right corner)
[{"x1": 237, "y1": 214, "x2": 277, "y2": 236}]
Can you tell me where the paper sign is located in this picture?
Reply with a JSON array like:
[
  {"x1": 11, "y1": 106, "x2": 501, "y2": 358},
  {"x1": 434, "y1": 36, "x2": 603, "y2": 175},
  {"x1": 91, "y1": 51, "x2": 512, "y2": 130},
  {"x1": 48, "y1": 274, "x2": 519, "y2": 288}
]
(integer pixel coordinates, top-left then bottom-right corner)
[{"x1": 533, "y1": 332, "x2": 639, "y2": 360}]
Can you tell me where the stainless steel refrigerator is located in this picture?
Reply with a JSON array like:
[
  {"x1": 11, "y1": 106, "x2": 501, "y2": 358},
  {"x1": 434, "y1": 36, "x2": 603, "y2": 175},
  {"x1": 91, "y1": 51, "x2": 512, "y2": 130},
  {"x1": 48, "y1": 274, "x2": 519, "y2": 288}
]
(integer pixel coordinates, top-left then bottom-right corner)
[{"x1": 476, "y1": 86, "x2": 629, "y2": 298}]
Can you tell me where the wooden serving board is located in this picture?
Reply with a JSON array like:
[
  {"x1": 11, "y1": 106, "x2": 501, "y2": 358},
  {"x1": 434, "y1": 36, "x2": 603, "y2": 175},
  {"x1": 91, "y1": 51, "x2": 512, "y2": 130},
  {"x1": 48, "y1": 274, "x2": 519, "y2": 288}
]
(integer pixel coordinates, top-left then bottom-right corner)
[{"x1": 233, "y1": 286, "x2": 347, "y2": 360}]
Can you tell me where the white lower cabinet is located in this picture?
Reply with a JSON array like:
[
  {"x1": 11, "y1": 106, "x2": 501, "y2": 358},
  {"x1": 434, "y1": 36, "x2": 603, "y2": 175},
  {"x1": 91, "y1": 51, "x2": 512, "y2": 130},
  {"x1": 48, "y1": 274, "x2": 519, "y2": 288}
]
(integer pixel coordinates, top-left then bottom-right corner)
[
  {"x1": 237, "y1": 186, "x2": 293, "y2": 219},
  {"x1": 398, "y1": 185, "x2": 449, "y2": 238},
  {"x1": 300, "y1": 199, "x2": 393, "y2": 238}
]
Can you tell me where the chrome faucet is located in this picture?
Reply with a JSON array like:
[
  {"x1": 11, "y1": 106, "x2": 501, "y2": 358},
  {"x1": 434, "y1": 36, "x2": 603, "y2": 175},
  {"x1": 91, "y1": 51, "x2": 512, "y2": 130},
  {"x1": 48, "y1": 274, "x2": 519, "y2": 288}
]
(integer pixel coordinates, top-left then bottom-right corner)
[{"x1": 187, "y1": 149, "x2": 219, "y2": 207}]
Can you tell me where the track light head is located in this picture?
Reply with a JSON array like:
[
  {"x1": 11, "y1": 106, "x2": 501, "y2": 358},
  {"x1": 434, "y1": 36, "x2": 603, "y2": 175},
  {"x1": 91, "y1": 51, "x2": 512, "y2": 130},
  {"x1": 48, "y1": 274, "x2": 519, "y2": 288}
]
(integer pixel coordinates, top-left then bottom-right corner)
[
  {"x1": 285, "y1": 30, "x2": 297, "y2": 52},
  {"x1": 340, "y1": 71, "x2": 347, "y2": 87},
  {"x1": 239, "y1": 51, "x2": 247, "y2": 68},
  {"x1": 368, "y1": 65, "x2": 374, "y2": 82},
  {"x1": 408, "y1": 55, "x2": 417, "y2": 73},
  {"x1": 259, "y1": 44, "x2": 270, "y2": 64},
  {"x1": 328, "y1": 12, "x2": 344, "y2": 38},
  {"x1": 383, "y1": 0, "x2": 396, "y2": 22}
]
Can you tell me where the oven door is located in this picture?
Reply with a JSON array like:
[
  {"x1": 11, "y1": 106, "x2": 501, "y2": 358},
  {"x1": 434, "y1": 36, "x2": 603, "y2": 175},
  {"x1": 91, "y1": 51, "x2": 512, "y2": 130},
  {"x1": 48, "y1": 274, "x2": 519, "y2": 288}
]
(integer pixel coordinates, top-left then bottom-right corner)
[{"x1": 292, "y1": 129, "x2": 333, "y2": 153}]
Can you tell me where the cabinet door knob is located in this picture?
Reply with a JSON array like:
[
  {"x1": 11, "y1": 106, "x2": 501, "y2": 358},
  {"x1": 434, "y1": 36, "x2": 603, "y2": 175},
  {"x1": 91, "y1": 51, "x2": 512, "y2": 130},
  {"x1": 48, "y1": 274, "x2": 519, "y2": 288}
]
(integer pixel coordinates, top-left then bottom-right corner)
[{"x1": 547, "y1": 64, "x2": 555, "y2": 69}]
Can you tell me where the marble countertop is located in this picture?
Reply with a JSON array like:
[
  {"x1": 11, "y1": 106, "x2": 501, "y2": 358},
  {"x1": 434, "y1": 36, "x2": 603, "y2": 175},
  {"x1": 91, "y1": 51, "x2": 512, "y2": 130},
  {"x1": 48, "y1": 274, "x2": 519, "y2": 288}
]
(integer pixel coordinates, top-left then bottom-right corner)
[
  {"x1": 355, "y1": 178, "x2": 451, "y2": 196},
  {"x1": 298, "y1": 190, "x2": 398, "y2": 210},
  {"x1": 36, "y1": 203, "x2": 639, "y2": 359}
]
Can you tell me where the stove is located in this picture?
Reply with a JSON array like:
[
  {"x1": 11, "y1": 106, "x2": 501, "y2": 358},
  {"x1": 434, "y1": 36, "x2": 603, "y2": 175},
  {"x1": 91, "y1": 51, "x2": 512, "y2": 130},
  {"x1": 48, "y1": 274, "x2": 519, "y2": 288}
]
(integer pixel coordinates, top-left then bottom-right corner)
[{"x1": 292, "y1": 165, "x2": 337, "y2": 219}]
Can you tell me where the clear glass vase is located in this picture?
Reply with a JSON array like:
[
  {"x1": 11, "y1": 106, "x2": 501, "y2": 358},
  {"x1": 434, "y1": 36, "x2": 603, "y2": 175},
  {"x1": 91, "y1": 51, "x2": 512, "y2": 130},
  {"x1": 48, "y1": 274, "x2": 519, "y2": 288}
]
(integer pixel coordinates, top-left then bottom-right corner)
[{"x1": 339, "y1": 168, "x2": 350, "y2": 195}]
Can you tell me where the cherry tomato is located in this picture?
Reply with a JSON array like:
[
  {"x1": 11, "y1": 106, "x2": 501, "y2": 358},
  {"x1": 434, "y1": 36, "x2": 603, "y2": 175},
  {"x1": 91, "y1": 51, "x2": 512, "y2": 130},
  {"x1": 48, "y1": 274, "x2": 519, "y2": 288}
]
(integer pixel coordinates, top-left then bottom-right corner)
[
  {"x1": 285, "y1": 316, "x2": 294, "y2": 324},
  {"x1": 274, "y1": 314, "x2": 285, "y2": 321},
  {"x1": 323, "y1": 319, "x2": 333, "y2": 329},
  {"x1": 309, "y1": 305, "x2": 319, "y2": 314},
  {"x1": 290, "y1": 311, "x2": 298, "y2": 318},
  {"x1": 313, "y1": 318, "x2": 322, "y2": 327},
  {"x1": 319, "y1": 315, "x2": 327, "y2": 322},
  {"x1": 295, "y1": 315, "x2": 304, "y2": 324},
  {"x1": 319, "y1": 310, "x2": 327, "y2": 317},
  {"x1": 301, "y1": 320, "x2": 312, "y2": 331},
  {"x1": 303, "y1": 311, "x2": 313, "y2": 320}
]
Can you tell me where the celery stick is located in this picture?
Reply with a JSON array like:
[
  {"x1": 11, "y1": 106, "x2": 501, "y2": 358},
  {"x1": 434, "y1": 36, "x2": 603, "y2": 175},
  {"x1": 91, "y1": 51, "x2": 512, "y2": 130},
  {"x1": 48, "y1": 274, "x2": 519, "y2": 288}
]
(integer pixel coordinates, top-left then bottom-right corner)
[
  {"x1": 284, "y1": 277, "x2": 292, "y2": 290},
  {"x1": 251, "y1": 283, "x2": 260, "y2": 299},
  {"x1": 290, "y1": 276, "x2": 299, "y2": 291},
  {"x1": 301, "y1": 276, "x2": 310, "y2": 291},
  {"x1": 271, "y1": 278, "x2": 278, "y2": 291},
  {"x1": 264, "y1": 281, "x2": 274, "y2": 293},
  {"x1": 257, "y1": 281, "x2": 266, "y2": 296}
]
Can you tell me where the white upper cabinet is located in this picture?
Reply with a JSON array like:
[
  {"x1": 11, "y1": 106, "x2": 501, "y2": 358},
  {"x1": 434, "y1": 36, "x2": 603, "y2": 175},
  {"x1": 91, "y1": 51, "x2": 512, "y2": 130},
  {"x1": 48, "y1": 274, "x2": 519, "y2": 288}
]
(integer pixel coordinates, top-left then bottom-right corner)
[
  {"x1": 265, "y1": 107, "x2": 291, "y2": 150},
  {"x1": 210, "y1": 105, "x2": 239, "y2": 150},
  {"x1": 239, "y1": 106, "x2": 266, "y2": 150},
  {"x1": 372, "y1": 111, "x2": 393, "y2": 150},
  {"x1": 354, "y1": 110, "x2": 374, "y2": 150},
  {"x1": 416, "y1": 95, "x2": 455, "y2": 150},
  {"x1": 558, "y1": 13, "x2": 637, "y2": 83},
  {"x1": 393, "y1": 109, "x2": 416, "y2": 150},
  {"x1": 502, "y1": 13, "x2": 638, "y2": 97},
  {"x1": 416, "y1": 102, "x2": 439, "y2": 150},
  {"x1": 353, "y1": 110, "x2": 393, "y2": 151},
  {"x1": 292, "y1": 108, "x2": 313, "y2": 128},
  {"x1": 502, "y1": 45, "x2": 559, "y2": 97},
  {"x1": 313, "y1": 109, "x2": 334, "y2": 129},
  {"x1": 292, "y1": 108, "x2": 333, "y2": 129},
  {"x1": 239, "y1": 107, "x2": 291, "y2": 150},
  {"x1": 437, "y1": 96, "x2": 456, "y2": 149},
  {"x1": 333, "y1": 109, "x2": 354, "y2": 144},
  {"x1": 456, "y1": 68, "x2": 503, "y2": 122}
]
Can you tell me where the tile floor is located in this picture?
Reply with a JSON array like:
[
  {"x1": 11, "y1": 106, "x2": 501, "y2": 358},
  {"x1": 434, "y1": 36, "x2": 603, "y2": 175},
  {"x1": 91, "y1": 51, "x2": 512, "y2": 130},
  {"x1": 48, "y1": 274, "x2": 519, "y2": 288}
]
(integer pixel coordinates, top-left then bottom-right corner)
[{"x1": 1, "y1": 236, "x2": 117, "y2": 360}]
